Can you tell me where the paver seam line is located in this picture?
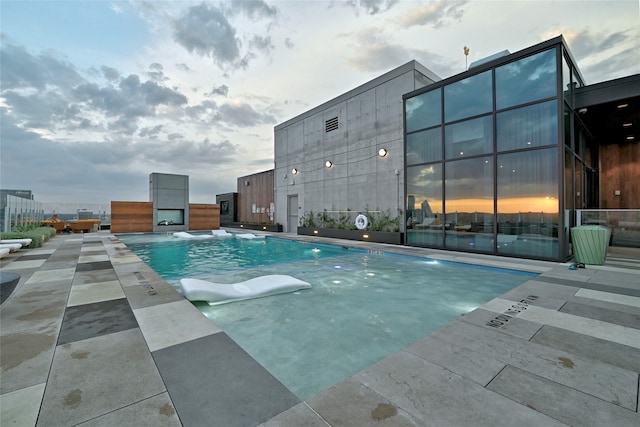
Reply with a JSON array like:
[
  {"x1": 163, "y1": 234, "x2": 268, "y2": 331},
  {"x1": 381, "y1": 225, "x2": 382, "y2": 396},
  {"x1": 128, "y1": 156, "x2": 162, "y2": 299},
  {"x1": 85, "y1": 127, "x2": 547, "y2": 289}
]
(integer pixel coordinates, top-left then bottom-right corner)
[
  {"x1": 301, "y1": 401, "x2": 333, "y2": 427},
  {"x1": 483, "y1": 297, "x2": 640, "y2": 349},
  {"x1": 534, "y1": 275, "x2": 640, "y2": 297},
  {"x1": 147, "y1": 354, "x2": 186, "y2": 426},
  {"x1": 487, "y1": 364, "x2": 640, "y2": 424},
  {"x1": 484, "y1": 364, "x2": 510, "y2": 389},
  {"x1": 59, "y1": 390, "x2": 177, "y2": 426},
  {"x1": 34, "y1": 237, "x2": 78, "y2": 427},
  {"x1": 636, "y1": 374, "x2": 640, "y2": 414},
  {"x1": 403, "y1": 332, "x2": 514, "y2": 388},
  {"x1": 333, "y1": 367, "x2": 426, "y2": 427}
]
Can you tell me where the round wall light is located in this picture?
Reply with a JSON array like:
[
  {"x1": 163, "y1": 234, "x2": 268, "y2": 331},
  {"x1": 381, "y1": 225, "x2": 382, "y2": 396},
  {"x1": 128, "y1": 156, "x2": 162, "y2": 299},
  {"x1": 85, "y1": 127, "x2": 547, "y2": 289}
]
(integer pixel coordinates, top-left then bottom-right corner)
[
  {"x1": 378, "y1": 148, "x2": 388, "y2": 157},
  {"x1": 325, "y1": 160, "x2": 333, "y2": 168},
  {"x1": 291, "y1": 168, "x2": 298, "y2": 175}
]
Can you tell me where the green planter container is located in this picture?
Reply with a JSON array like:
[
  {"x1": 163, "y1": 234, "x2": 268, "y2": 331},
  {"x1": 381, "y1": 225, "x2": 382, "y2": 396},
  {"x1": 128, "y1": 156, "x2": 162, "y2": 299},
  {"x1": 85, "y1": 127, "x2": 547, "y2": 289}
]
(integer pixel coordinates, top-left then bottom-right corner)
[{"x1": 571, "y1": 225, "x2": 611, "y2": 265}]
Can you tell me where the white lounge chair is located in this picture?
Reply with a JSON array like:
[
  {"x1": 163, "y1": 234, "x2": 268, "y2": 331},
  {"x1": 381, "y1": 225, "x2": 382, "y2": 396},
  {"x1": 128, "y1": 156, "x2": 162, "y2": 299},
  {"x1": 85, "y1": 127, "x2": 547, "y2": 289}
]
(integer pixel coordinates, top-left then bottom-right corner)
[
  {"x1": 236, "y1": 233, "x2": 265, "y2": 239},
  {"x1": 211, "y1": 229, "x2": 233, "y2": 237},
  {"x1": 173, "y1": 232, "x2": 214, "y2": 239},
  {"x1": 179, "y1": 274, "x2": 311, "y2": 304},
  {"x1": 0, "y1": 243, "x2": 23, "y2": 252},
  {"x1": 0, "y1": 238, "x2": 32, "y2": 247},
  {"x1": 414, "y1": 217, "x2": 436, "y2": 229},
  {"x1": 0, "y1": 248, "x2": 10, "y2": 258}
]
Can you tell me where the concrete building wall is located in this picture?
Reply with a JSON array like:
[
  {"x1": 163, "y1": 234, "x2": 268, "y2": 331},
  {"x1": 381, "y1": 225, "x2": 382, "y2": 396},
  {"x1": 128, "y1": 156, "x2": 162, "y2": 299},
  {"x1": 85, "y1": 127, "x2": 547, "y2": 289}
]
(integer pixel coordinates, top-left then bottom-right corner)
[
  {"x1": 149, "y1": 172, "x2": 189, "y2": 232},
  {"x1": 274, "y1": 61, "x2": 440, "y2": 232}
]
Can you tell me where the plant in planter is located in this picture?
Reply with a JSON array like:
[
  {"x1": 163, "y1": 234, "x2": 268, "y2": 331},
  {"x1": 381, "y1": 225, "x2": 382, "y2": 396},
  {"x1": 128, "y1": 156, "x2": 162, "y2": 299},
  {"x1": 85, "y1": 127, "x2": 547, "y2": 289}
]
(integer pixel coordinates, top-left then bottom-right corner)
[
  {"x1": 299, "y1": 211, "x2": 316, "y2": 227},
  {"x1": 297, "y1": 208, "x2": 404, "y2": 244},
  {"x1": 366, "y1": 208, "x2": 401, "y2": 232}
]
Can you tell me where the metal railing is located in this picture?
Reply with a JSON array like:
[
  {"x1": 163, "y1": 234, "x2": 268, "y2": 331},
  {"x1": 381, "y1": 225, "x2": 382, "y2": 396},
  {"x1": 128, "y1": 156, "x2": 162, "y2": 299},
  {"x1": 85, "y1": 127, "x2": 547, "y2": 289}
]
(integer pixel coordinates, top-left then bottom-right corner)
[{"x1": 1, "y1": 196, "x2": 111, "y2": 233}]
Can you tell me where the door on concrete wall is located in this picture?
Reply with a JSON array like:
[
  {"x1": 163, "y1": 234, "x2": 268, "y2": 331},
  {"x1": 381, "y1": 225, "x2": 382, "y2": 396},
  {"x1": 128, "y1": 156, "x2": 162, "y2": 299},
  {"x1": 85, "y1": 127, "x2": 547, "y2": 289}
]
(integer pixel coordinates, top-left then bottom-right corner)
[{"x1": 288, "y1": 195, "x2": 298, "y2": 233}]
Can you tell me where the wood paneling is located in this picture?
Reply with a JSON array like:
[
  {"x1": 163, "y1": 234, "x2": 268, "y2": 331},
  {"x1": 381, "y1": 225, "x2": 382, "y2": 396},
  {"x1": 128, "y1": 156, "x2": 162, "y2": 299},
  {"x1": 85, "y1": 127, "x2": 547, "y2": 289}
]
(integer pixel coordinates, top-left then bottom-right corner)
[
  {"x1": 599, "y1": 142, "x2": 640, "y2": 209},
  {"x1": 111, "y1": 201, "x2": 153, "y2": 233},
  {"x1": 189, "y1": 204, "x2": 220, "y2": 230},
  {"x1": 237, "y1": 170, "x2": 275, "y2": 223}
]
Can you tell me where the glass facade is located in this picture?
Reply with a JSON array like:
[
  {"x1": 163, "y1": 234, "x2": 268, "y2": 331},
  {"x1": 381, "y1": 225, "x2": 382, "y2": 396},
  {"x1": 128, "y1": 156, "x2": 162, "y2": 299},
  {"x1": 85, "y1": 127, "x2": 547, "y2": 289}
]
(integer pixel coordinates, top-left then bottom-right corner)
[
  {"x1": 406, "y1": 163, "x2": 442, "y2": 247},
  {"x1": 495, "y1": 49, "x2": 557, "y2": 110},
  {"x1": 404, "y1": 40, "x2": 577, "y2": 261},
  {"x1": 496, "y1": 148, "x2": 558, "y2": 258},
  {"x1": 444, "y1": 70, "x2": 492, "y2": 122},
  {"x1": 445, "y1": 156, "x2": 494, "y2": 252}
]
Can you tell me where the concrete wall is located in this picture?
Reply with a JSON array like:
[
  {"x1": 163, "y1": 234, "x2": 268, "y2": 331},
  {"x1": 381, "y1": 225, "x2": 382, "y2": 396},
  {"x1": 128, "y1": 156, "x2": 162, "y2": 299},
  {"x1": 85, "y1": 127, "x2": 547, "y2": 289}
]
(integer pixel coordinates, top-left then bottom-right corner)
[
  {"x1": 149, "y1": 173, "x2": 189, "y2": 232},
  {"x1": 274, "y1": 61, "x2": 440, "y2": 232}
]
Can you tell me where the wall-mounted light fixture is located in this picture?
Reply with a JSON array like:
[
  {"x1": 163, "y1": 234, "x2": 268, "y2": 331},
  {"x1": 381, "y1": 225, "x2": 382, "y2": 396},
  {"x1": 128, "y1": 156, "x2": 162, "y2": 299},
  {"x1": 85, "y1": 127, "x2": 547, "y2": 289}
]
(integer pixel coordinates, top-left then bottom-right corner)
[
  {"x1": 378, "y1": 148, "x2": 388, "y2": 157},
  {"x1": 244, "y1": 181, "x2": 250, "y2": 186},
  {"x1": 291, "y1": 168, "x2": 298, "y2": 175},
  {"x1": 325, "y1": 160, "x2": 333, "y2": 168}
]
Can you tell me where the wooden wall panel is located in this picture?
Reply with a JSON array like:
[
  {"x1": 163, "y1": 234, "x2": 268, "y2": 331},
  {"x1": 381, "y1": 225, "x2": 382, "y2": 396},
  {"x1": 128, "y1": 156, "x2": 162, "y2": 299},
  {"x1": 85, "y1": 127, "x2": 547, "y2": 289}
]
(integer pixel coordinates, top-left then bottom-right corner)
[
  {"x1": 189, "y1": 204, "x2": 220, "y2": 230},
  {"x1": 599, "y1": 142, "x2": 640, "y2": 209},
  {"x1": 110, "y1": 202, "x2": 153, "y2": 233},
  {"x1": 237, "y1": 170, "x2": 275, "y2": 223}
]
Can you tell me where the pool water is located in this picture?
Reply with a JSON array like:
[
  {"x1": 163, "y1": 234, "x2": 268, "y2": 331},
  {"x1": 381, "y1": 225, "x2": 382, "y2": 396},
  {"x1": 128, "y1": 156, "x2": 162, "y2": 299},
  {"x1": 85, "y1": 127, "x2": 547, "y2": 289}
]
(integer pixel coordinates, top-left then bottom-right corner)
[{"x1": 119, "y1": 234, "x2": 537, "y2": 400}]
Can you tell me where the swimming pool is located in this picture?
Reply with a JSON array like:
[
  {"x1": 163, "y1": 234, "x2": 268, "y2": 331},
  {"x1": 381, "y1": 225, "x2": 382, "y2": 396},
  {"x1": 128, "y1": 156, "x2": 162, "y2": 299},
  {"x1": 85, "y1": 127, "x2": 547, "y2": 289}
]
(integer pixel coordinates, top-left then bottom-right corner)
[{"x1": 119, "y1": 233, "x2": 537, "y2": 400}]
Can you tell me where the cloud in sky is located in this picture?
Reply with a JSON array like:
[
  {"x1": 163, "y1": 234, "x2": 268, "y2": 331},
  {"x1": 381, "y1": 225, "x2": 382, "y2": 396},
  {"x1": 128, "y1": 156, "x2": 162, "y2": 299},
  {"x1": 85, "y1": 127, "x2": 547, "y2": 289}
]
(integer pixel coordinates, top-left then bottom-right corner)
[{"x1": 0, "y1": 0, "x2": 638, "y2": 206}]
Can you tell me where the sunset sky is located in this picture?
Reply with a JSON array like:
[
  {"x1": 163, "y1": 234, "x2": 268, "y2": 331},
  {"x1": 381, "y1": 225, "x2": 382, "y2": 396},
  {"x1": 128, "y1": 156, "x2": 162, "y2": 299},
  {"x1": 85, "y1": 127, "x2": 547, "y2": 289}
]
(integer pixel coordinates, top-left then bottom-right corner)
[{"x1": 1, "y1": 0, "x2": 638, "y2": 204}]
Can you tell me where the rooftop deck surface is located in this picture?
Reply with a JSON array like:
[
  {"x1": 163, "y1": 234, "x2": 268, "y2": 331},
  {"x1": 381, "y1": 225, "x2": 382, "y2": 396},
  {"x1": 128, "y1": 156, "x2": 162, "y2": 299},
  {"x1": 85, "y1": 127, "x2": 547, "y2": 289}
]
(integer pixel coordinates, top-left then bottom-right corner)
[{"x1": 1, "y1": 231, "x2": 638, "y2": 426}]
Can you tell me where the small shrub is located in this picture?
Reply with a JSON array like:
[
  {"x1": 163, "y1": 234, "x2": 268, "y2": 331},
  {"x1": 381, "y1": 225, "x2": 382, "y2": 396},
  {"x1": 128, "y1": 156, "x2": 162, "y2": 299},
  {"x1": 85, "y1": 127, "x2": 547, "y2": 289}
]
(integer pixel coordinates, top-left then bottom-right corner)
[{"x1": 1, "y1": 226, "x2": 56, "y2": 248}]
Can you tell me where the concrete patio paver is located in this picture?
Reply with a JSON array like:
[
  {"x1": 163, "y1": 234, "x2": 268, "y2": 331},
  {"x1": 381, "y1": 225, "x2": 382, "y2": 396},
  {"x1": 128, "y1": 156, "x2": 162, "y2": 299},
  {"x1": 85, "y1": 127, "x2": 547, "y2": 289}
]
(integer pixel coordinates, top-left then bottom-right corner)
[{"x1": 1, "y1": 231, "x2": 638, "y2": 426}]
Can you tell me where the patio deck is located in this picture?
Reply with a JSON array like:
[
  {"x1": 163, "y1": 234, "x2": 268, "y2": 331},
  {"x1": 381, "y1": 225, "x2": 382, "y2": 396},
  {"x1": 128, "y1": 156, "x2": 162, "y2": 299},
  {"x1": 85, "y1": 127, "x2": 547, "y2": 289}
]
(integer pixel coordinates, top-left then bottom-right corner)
[{"x1": 1, "y1": 231, "x2": 638, "y2": 426}]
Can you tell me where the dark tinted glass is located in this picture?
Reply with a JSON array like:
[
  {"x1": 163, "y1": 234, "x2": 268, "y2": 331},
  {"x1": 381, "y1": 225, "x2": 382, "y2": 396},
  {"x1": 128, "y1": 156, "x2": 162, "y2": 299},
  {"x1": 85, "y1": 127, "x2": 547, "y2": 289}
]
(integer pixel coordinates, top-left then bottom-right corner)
[
  {"x1": 445, "y1": 115, "x2": 493, "y2": 159},
  {"x1": 406, "y1": 89, "x2": 441, "y2": 133},
  {"x1": 496, "y1": 100, "x2": 558, "y2": 151},
  {"x1": 406, "y1": 128, "x2": 442, "y2": 165},
  {"x1": 444, "y1": 156, "x2": 494, "y2": 251},
  {"x1": 497, "y1": 148, "x2": 559, "y2": 258},
  {"x1": 406, "y1": 164, "x2": 443, "y2": 247},
  {"x1": 444, "y1": 70, "x2": 492, "y2": 122},
  {"x1": 496, "y1": 49, "x2": 557, "y2": 110}
]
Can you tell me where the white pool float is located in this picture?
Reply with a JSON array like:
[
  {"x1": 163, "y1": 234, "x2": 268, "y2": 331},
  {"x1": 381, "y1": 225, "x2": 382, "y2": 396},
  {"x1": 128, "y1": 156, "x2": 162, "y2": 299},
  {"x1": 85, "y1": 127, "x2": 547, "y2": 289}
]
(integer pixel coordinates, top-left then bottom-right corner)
[
  {"x1": 173, "y1": 232, "x2": 214, "y2": 239},
  {"x1": 235, "y1": 233, "x2": 265, "y2": 239},
  {"x1": 179, "y1": 274, "x2": 311, "y2": 304}
]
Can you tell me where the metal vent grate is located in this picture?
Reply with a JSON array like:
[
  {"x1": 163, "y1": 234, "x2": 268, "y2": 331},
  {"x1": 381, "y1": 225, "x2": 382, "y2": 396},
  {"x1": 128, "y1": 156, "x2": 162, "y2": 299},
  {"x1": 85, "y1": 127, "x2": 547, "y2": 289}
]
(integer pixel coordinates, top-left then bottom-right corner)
[{"x1": 325, "y1": 116, "x2": 339, "y2": 133}]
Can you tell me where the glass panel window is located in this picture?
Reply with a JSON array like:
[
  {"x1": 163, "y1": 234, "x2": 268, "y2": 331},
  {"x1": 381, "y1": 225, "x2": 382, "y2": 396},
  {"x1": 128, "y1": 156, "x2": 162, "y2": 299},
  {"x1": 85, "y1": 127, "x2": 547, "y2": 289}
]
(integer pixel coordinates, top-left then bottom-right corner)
[
  {"x1": 405, "y1": 89, "x2": 441, "y2": 133},
  {"x1": 406, "y1": 164, "x2": 443, "y2": 248},
  {"x1": 496, "y1": 100, "x2": 558, "y2": 151},
  {"x1": 496, "y1": 48, "x2": 557, "y2": 110},
  {"x1": 406, "y1": 128, "x2": 442, "y2": 165},
  {"x1": 445, "y1": 116, "x2": 493, "y2": 159},
  {"x1": 497, "y1": 148, "x2": 558, "y2": 258},
  {"x1": 444, "y1": 156, "x2": 494, "y2": 252},
  {"x1": 444, "y1": 70, "x2": 492, "y2": 122}
]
